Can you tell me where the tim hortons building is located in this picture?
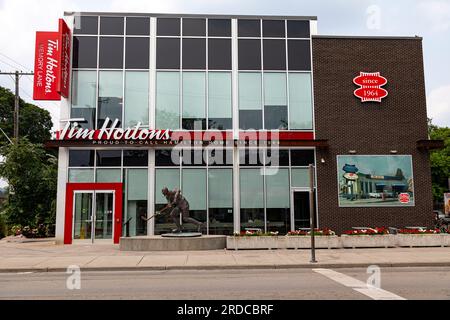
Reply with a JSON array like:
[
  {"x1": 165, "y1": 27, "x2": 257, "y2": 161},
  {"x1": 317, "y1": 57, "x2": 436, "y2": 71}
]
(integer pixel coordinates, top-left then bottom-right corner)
[{"x1": 35, "y1": 12, "x2": 440, "y2": 244}]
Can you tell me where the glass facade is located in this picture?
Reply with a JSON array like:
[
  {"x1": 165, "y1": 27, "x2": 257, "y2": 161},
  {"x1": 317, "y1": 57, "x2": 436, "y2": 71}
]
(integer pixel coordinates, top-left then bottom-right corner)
[{"x1": 67, "y1": 15, "x2": 316, "y2": 237}]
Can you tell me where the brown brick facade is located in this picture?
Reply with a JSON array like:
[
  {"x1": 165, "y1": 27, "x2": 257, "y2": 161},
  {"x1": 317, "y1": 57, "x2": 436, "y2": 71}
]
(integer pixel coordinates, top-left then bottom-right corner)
[{"x1": 312, "y1": 36, "x2": 433, "y2": 233}]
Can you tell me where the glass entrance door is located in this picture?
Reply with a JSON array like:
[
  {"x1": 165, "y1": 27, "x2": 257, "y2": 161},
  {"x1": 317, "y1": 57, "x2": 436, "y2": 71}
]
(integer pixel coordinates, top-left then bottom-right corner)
[
  {"x1": 73, "y1": 191, "x2": 114, "y2": 242},
  {"x1": 293, "y1": 191, "x2": 311, "y2": 229}
]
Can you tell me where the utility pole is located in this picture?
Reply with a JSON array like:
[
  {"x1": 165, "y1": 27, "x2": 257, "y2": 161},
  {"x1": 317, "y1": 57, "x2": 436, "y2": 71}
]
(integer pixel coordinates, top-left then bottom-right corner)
[{"x1": 0, "y1": 70, "x2": 34, "y2": 141}]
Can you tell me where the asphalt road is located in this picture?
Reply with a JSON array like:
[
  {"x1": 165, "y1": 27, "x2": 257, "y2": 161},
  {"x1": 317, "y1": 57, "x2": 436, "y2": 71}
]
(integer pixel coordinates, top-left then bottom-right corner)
[{"x1": 0, "y1": 267, "x2": 449, "y2": 300}]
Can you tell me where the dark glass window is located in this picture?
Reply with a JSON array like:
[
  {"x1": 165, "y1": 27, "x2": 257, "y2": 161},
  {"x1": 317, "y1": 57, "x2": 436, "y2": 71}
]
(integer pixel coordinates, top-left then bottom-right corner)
[
  {"x1": 96, "y1": 150, "x2": 121, "y2": 166},
  {"x1": 99, "y1": 37, "x2": 124, "y2": 69},
  {"x1": 182, "y1": 150, "x2": 206, "y2": 166},
  {"x1": 262, "y1": 20, "x2": 285, "y2": 37},
  {"x1": 239, "y1": 110, "x2": 262, "y2": 130},
  {"x1": 98, "y1": 97, "x2": 122, "y2": 128},
  {"x1": 123, "y1": 150, "x2": 148, "y2": 166},
  {"x1": 71, "y1": 108, "x2": 95, "y2": 130},
  {"x1": 208, "y1": 19, "x2": 231, "y2": 37},
  {"x1": 208, "y1": 39, "x2": 231, "y2": 70},
  {"x1": 126, "y1": 37, "x2": 150, "y2": 69},
  {"x1": 264, "y1": 106, "x2": 288, "y2": 129},
  {"x1": 72, "y1": 37, "x2": 98, "y2": 68},
  {"x1": 156, "y1": 38, "x2": 180, "y2": 69},
  {"x1": 287, "y1": 20, "x2": 310, "y2": 38},
  {"x1": 126, "y1": 17, "x2": 150, "y2": 35},
  {"x1": 182, "y1": 38, "x2": 206, "y2": 69},
  {"x1": 183, "y1": 18, "x2": 206, "y2": 36},
  {"x1": 69, "y1": 150, "x2": 94, "y2": 167},
  {"x1": 238, "y1": 39, "x2": 261, "y2": 70},
  {"x1": 100, "y1": 17, "x2": 124, "y2": 35},
  {"x1": 208, "y1": 149, "x2": 233, "y2": 166},
  {"x1": 288, "y1": 40, "x2": 311, "y2": 70},
  {"x1": 74, "y1": 16, "x2": 98, "y2": 35},
  {"x1": 156, "y1": 149, "x2": 180, "y2": 166},
  {"x1": 263, "y1": 39, "x2": 286, "y2": 70},
  {"x1": 291, "y1": 150, "x2": 315, "y2": 166},
  {"x1": 239, "y1": 149, "x2": 264, "y2": 166},
  {"x1": 157, "y1": 18, "x2": 180, "y2": 36},
  {"x1": 265, "y1": 150, "x2": 289, "y2": 166},
  {"x1": 208, "y1": 118, "x2": 232, "y2": 130},
  {"x1": 182, "y1": 119, "x2": 206, "y2": 130},
  {"x1": 238, "y1": 19, "x2": 260, "y2": 37}
]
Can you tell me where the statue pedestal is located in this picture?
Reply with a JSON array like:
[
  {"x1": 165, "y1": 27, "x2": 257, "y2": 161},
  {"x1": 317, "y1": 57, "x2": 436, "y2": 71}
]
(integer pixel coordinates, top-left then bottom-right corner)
[
  {"x1": 161, "y1": 232, "x2": 202, "y2": 238},
  {"x1": 119, "y1": 235, "x2": 226, "y2": 251}
]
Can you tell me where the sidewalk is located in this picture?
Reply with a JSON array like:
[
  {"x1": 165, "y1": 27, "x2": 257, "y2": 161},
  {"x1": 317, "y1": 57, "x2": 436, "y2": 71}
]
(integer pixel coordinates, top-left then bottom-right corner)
[{"x1": 1, "y1": 239, "x2": 450, "y2": 272}]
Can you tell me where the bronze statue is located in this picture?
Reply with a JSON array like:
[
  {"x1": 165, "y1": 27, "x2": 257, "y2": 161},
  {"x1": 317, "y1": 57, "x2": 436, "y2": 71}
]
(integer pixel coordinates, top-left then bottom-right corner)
[{"x1": 142, "y1": 187, "x2": 204, "y2": 233}]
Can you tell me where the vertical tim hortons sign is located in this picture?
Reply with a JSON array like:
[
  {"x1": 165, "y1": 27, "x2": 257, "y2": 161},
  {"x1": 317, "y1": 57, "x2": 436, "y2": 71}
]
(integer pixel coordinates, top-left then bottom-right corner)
[{"x1": 33, "y1": 19, "x2": 71, "y2": 100}]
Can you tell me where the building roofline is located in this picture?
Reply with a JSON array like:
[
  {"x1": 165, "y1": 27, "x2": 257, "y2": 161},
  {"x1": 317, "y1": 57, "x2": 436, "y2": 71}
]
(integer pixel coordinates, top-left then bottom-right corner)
[
  {"x1": 312, "y1": 35, "x2": 422, "y2": 40},
  {"x1": 64, "y1": 11, "x2": 317, "y2": 20}
]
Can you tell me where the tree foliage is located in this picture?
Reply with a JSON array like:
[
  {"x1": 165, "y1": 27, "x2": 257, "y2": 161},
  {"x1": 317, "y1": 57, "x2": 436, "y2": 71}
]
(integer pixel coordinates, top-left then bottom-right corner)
[
  {"x1": 428, "y1": 120, "x2": 450, "y2": 202},
  {"x1": 0, "y1": 86, "x2": 52, "y2": 144},
  {"x1": 0, "y1": 138, "x2": 57, "y2": 227}
]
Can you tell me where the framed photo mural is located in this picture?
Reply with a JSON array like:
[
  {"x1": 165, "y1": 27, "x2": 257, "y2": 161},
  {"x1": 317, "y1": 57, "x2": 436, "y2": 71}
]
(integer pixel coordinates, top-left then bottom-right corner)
[{"x1": 337, "y1": 155, "x2": 414, "y2": 207}]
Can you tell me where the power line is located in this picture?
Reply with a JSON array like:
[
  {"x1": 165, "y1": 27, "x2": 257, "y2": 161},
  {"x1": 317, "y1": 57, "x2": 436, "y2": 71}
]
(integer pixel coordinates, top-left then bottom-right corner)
[{"x1": 0, "y1": 52, "x2": 32, "y2": 71}]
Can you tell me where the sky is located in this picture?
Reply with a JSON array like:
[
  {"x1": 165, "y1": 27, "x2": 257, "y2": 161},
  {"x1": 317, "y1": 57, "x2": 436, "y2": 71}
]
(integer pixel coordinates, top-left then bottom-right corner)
[{"x1": 0, "y1": 0, "x2": 449, "y2": 130}]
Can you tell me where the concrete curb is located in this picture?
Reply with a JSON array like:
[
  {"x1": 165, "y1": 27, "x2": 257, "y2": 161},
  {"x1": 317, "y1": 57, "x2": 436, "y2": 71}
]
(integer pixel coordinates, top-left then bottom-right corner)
[{"x1": 2, "y1": 261, "x2": 450, "y2": 273}]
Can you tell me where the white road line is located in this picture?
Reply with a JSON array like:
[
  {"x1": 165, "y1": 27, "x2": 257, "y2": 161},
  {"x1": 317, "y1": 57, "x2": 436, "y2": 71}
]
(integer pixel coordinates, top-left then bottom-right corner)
[{"x1": 313, "y1": 268, "x2": 406, "y2": 300}]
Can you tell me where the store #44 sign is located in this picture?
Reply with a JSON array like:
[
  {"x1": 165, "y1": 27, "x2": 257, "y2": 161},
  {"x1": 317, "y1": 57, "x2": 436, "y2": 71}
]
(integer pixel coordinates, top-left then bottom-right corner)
[{"x1": 353, "y1": 72, "x2": 388, "y2": 102}]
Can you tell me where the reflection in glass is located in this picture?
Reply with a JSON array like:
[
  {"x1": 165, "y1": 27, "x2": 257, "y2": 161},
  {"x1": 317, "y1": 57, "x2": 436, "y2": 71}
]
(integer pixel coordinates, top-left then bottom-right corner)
[
  {"x1": 289, "y1": 73, "x2": 312, "y2": 129},
  {"x1": 156, "y1": 72, "x2": 180, "y2": 129},
  {"x1": 208, "y1": 72, "x2": 232, "y2": 129},
  {"x1": 71, "y1": 71, "x2": 96, "y2": 129},
  {"x1": 98, "y1": 71, "x2": 123, "y2": 128},
  {"x1": 265, "y1": 168, "x2": 290, "y2": 234},
  {"x1": 182, "y1": 72, "x2": 206, "y2": 130},
  {"x1": 73, "y1": 192, "x2": 93, "y2": 240},
  {"x1": 155, "y1": 168, "x2": 180, "y2": 235},
  {"x1": 240, "y1": 169, "x2": 265, "y2": 231},
  {"x1": 125, "y1": 72, "x2": 149, "y2": 127},
  {"x1": 209, "y1": 169, "x2": 233, "y2": 235},
  {"x1": 182, "y1": 169, "x2": 207, "y2": 232},
  {"x1": 124, "y1": 169, "x2": 148, "y2": 236}
]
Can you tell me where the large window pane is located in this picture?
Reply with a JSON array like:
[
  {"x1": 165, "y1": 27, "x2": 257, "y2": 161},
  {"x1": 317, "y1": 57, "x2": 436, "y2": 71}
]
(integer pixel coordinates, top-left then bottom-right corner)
[
  {"x1": 71, "y1": 71, "x2": 96, "y2": 129},
  {"x1": 183, "y1": 18, "x2": 206, "y2": 36},
  {"x1": 99, "y1": 37, "x2": 124, "y2": 69},
  {"x1": 123, "y1": 150, "x2": 148, "y2": 166},
  {"x1": 125, "y1": 71, "x2": 149, "y2": 127},
  {"x1": 288, "y1": 40, "x2": 311, "y2": 71},
  {"x1": 289, "y1": 73, "x2": 312, "y2": 129},
  {"x1": 262, "y1": 20, "x2": 285, "y2": 37},
  {"x1": 72, "y1": 37, "x2": 97, "y2": 68},
  {"x1": 265, "y1": 168, "x2": 290, "y2": 234},
  {"x1": 125, "y1": 169, "x2": 148, "y2": 236},
  {"x1": 182, "y1": 38, "x2": 206, "y2": 69},
  {"x1": 291, "y1": 150, "x2": 315, "y2": 166},
  {"x1": 291, "y1": 168, "x2": 311, "y2": 187},
  {"x1": 155, "y1": 168, "x2": 180, "y2": 235},
  {"x1": 98, "y1": 71, "x2": 123, "y2": 128},
  {"x1": 156, "y1": 72, "x2": 180, "y2": 129},
  {"x1": 240, "y1": 169, "x2": 264, "y2": 231},
  {"x1": 126, "y1": 17, "x2": 150, "y2": 36},
  {"x1": 239, "y1": 72, "x2": 261, "y2": 110},
  {"x1": 239, "y1": 110, "x2": 262, "y2": 130},
  {"x1": 69, "y1": 150, "x2": 94, "y2": 167},
  {"x1": 238, "y1": 19, "x2": 260, "y2": 37},
  {"x1": 96, "y1": 169, "x2": 121, "y2": 182},
  {"x1": 182, "y1": 169, "x2": 207, "y2": 231},
  {"x1": 287, "y1": 20, "x2": 310, "y2": 38},
  {"x1": 126, "y1": 38, "x2": 149, "y2": 69},
  {"x1": 208, "y1": 19, "x2": 231, "y2": 37},
  {"x1": 182, "y1": 72, "x2": 206, "y2": 130},
  {"x1": 263, "y1": 39, "x2": 286, "y2": 70},
  {"x1": 208, "y1": 39, "x2": 231, "y2": 70},
  {"x1": 68, "y1": 169, "x2": 94, "y2": 182},
  {"x1": 264, "y1": 73, "x2": 287, "y2": 129},
  {"x1": 156, "y1": 38, "x2": 180, "y2": 69},
  {"x1": 209, "y1": 169, "x2": 233, "y2": 235},
  {"x1": 100, "y1": 17, "x2": 124, "y2": 35},
  {"x1": 96, "y1": 150, "x2": 121, "y2": 166},
  {"x1": 74, "y1": 16, "x2": 98, "y2": 35},
  {"x1": 157, "y1": 18, "x2": 180, "y2": 36},
  {"x1": 238, "y1": 39, "x2": 261, "y2": 70},
  {"x1": 208, "y1": 72, "x2": 232, "y2": 129}
]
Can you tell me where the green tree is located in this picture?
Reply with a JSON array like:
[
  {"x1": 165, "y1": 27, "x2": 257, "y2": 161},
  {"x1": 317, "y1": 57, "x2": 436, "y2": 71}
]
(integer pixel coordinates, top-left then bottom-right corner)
[
  {"x1": 0, "y1": 138, "x2": 57, "y2": 228},
  {"x1": 0, "y1": 86, "x2": 52, "y2": 144},
  {"x1": 428, "y1": 119, "x2": 450, "y2": 203}
]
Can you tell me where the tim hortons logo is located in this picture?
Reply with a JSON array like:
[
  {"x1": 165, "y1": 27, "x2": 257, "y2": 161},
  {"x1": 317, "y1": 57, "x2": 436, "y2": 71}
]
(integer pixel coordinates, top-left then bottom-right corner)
[
  {"x1": 57, "y1": 118, "x2": 171, "y2": 141},
  {"x1": 353, "y1": 72, "x2": 388, "y2": 102}
]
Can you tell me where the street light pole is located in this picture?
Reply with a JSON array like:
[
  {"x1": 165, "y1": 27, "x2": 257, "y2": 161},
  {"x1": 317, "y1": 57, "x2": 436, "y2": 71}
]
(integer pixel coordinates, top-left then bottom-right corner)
[{"x1": 309, "y1": 164, "x2": 317, "y2": 263}]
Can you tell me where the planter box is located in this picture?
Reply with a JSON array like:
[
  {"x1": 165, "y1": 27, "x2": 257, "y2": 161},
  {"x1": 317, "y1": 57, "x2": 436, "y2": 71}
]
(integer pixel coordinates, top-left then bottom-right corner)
[
  {"x1": 395, "y1": 234, "x2": 450, "y2": 247},
  {"x1": 226, "y1": 236, "x2": 339, "y2": 250},
  {"x1": 285, "y1": 235, "x2": 340, "y2": 249},
  {"x1": 341, "y1": 234, "x2": 395, "y2": 248}
]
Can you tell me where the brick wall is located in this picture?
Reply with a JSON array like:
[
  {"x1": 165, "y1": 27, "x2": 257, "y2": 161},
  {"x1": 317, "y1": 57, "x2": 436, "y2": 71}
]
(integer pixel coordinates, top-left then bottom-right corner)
[{"x1": 312, "y1": 36, "x2": 433, "y2": 234}]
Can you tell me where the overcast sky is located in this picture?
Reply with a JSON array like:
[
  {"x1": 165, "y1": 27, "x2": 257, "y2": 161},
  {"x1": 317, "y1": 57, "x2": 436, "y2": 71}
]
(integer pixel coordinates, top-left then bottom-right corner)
[{"x1": 0, "y1": 0, "x2": 449, "y2": 130}]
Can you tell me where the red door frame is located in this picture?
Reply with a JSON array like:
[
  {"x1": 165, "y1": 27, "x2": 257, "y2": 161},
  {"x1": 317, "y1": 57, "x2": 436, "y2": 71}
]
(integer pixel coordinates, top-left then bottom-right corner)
[{"x1": 65, "y1": 183, "x2": 123, "y2": 244}]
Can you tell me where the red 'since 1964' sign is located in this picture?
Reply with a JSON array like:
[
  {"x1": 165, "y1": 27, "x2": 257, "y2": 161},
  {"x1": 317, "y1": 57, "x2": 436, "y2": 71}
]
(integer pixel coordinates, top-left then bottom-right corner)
[
  {"x1": 33, "y1": 19, "x2": 71, "y2": 100},
  {"x1": 353, "y1": 72, "x2": 388, "y2": 102}
]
